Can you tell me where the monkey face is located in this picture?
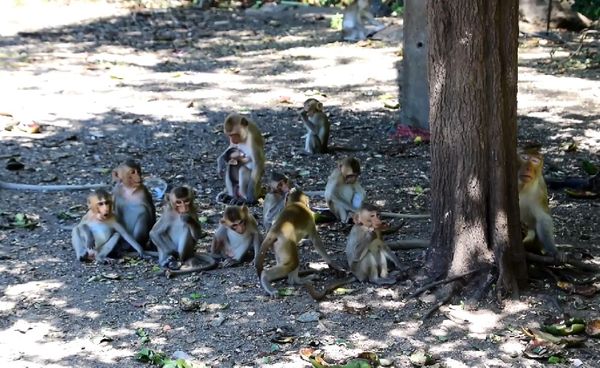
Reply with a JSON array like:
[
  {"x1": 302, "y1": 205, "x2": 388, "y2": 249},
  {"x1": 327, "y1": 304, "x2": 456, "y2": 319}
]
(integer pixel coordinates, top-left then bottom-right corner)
[
  {"x1": 229, "y1": 219, "x2": 246, "y2": 234},
  {"x1": 518, "y1": 153, "x2": 542, "y2": 183},
  {"x1": 94, "y1": 198, "x2": 113, "y2": 220},
  {"x1": 173, "y1": 197, "x2": 192, "y2": 214},
  {"x1": 273, "y1": 179, "x2": 290, "y2": 194},
  {"x1": 343, "y1": 172, "x2": 358, "y2": 185},
  {"x1": 358, "y1": 210, "x2": 383, "y2": 230}
]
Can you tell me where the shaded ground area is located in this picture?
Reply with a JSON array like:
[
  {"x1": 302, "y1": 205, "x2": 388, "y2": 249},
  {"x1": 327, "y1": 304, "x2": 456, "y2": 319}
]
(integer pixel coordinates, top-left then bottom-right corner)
[{"x1": 0, "y1": 2, "x2": 599, "y2": 367}]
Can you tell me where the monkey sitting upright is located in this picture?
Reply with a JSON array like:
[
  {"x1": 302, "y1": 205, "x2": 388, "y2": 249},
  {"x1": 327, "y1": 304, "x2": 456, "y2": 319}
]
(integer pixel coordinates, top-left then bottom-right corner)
[
  {"x1": 112, "y1": 159, "x2": 156, "y2": 252},
  {"x1": 262, "y1": 172, "x2": 292, "y2": 232},
  {"x1": 72, "y1": 189, "x2": 149, "y2": 263},
  {"x1": 305, "y1": 203, "x2": 401, "y2": 301},
  {"x1": 211, "y1": 205, "x2": 262, "y2": 267},
  {"x1": 149, "y1": 186, "x2": 216, "y2": 277},
  {"x1": 216, "y1": 113, "x2": 265, "y2": 205},
  {"x1": 518, "y1": 148, "x2": 558, "y2": 257},
  {"x1": 324, "y1": 157, "x2": 367, "y2": 223},
  {"x1": 342, "y1": 0, "x2": 385, "y2": 41},
  {"x1": 299, "y1": 98, "x2": 330, "y2": 154}
]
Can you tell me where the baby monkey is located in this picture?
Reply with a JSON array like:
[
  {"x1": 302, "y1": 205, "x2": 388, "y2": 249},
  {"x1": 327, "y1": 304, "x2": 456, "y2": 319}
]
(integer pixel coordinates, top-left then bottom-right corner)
[
  {"x1": 306, "y1": 203, "x2": 401, "y2": 301},
  {"x1": 299, "y1": 98, "x2": 330, "y2": 154},
  {"x1": 262, "y1": 172, "x2": 292, "y2": 232},
  {"x1": 72, "y1": 189, "x2": 149, "y2": 264},
  {"x1": 150, "y1": 186, "x2": 216, "y2": 278}
]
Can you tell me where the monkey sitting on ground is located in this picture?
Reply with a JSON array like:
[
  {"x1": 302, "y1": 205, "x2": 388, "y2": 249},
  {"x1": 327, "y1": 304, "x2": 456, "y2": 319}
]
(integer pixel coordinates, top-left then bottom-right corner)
[
  {"x1": 299, "y1": 98, "x2": 330, "y2": 154},
  {"x1": 342, "y1": 0, "x2": 386, "y2": 42},
  {"x1": 211, "y1": 205, "x2": 262, "y2": 267},
  {"x1": 149, "y1": 186, "x2": 217, "y2": 278},
  {"x1": 324, "y1": 157, "x2": 367, "y2": 223},
  {"x1": 256, "y1": 189, "x2": 342, "y2": 297},
  {"x1": 518, "y1": 148, "x2": 559, "y2": 257},
  {"x1": 112, "y1": 159, "x2": 156, "y2": 252},
  {"x1": 305, "y1": 203, "x2": 401, "y2": 301},
  {"x1": 72, "y1": 189, "x2": 149, "y2": 264},
  {"x1": 216, "y1": 113, "x2": 265, "y2": 205},
  {"x1": 262, "y1": 172, "x2": 292, "y2": 232}
]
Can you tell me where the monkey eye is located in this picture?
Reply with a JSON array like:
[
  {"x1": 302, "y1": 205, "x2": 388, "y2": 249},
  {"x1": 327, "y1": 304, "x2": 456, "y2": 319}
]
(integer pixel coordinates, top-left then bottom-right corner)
[
  {"x1": 529, "y1": 157, "x2": 541, "y2": 165},
  {"x1": 520, "y1": 154, "x2": 529, "y2": 161}
]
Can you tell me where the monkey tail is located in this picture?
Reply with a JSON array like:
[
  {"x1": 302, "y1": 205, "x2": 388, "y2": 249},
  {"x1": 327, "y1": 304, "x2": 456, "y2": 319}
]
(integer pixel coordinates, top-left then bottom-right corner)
[
  {"x1": 164, "y1": 254, "x2": 218, "y2": 279},
  {"x1": 304, "y1": 276, "x2": 355, "y2": 302},
  {"x1": 256, "y1": 232, "x2": 277, "y2": 277}
]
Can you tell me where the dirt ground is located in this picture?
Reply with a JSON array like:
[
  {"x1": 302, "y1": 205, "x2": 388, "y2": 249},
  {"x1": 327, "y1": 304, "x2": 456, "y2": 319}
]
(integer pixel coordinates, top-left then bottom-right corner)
[{"x1": 0, "y1": 1, "x2": 599, "y2": 367}]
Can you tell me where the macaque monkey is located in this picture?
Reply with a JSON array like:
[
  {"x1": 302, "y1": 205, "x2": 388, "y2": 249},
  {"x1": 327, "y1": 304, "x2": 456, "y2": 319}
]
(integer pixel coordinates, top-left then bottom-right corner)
[
  {"x1": 217, "y1": 146, "x2": 250, "y2": 204},
  {"x1": 216, "y1": 113, "x2": 265, "y2": 205},
  {"x1": 299, "y1": 98, "x2": 330, "y2": 154},
  {"x1": 150, "y1": 186, "x2": 216, "y2": 277},
  {"x1": 211, "y1": 205, "x2": 262, "y2": 266},
  {"x1": 112, "y1": 159, "x2": 156, "y2": 251},
  {"x1": 518, "y1": 149, "x2": 558, "y2": 257},
  {"x1": 324, "y1": 157, "x2": 366, "y2": 223},
  {"x1": 72, "y1": 189, "x2": 149, "y2": 263},
  {"x1": 305, "y1": 203, "x2": 401, "y2": 301},
  {"x1": 256, "y1": 189, "x2": 341, "y2": 297},
  {"x1": 262, "y1": 172, "x2": 291, "y2": 231},
  {"x1": 342, "y1": 0, "x2": 385, "y2": 42}
]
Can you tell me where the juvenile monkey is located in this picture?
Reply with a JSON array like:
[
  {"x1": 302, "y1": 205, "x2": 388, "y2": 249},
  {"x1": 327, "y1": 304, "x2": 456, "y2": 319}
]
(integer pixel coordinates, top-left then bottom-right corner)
[
  {"x1": 299, "y1": 98, "x2": 330, "y2": 154},
  {"x1": 324, "y1": 157, "x2": 366, "y2": 223},
  {"x1": 216, "y1": 113, "x2": 265, "y2": 205},
  {"x1": 112, "y1": 159, "x2": 156, "y2": 251},
  {"x1": 72, "y1": 189, "x2": 149, "y2": 263},
  {"x1": 150, "y1": 186, "x2": 216, "y2": 277},
  {"x1": 262, "y1": 172, "x2": 291, "y2": 232},
  {"x1": 518, "y1": 148, "x2": 558, "y2": 256},
  {"x1": 305, "y1": 203, "x2": 401, "y2": 301},
  {"x1": 256, "y1": 189, "x2": 341, "y2": 297},
  {"x1": 211, "y1": 205, "x2": 262, "y2": 266},
  {"x1": 342, "y1": 0, "x2": 385, "y2": 42}
]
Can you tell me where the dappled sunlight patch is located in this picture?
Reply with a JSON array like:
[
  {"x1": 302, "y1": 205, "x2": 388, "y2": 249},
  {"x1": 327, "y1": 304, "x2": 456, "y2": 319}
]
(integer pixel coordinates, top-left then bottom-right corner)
[
  {"x1": 444, "y1": 306, "x2": 502, "y2": 335},
  {"x1": 63, "y1": 307, "x2": 101, "y2": 319},
  {"x1": 389, "y1": 321, "x2": 421, "y2": 338},
  {"x1": 5, "y1": 280, "x2": 63, "y2": 298}
]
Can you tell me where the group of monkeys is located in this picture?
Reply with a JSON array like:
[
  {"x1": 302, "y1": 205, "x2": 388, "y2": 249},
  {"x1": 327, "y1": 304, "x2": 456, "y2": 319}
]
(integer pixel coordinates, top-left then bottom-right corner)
[{"x1": 68, "y1": 97, "x2": 559, "y2": 300}]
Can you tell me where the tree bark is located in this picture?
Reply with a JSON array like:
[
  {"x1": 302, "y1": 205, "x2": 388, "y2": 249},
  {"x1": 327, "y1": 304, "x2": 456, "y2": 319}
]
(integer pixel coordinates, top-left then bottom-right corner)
[{"x1": 425, "y1": 0, "x2": 528, "y2": 298}]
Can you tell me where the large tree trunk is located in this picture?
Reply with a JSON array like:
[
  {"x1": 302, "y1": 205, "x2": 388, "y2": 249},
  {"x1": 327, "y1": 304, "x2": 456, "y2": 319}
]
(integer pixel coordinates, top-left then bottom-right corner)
[{"x1": 425, "y1": 0, "x2": 528, "y2": 304}]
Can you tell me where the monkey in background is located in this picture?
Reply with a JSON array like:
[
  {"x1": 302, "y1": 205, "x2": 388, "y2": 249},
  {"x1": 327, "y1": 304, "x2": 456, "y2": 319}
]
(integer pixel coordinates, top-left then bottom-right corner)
[
  {"x1": 518, "y1": 148, "x2": 558, "y2": 257},
  {"x1": 342, "y1": 0, "x2": 386, "y2": 42},
  {"x1": 216, "y1": 113, "x2": 265, "y2": 205},
  {"x1": 211, "y1": 205, "x2": 262, "y2": 267},
  {"x1": 324, "y1": 157, "x2": 366, "y2": 223},
  {"x1": 112, "y1": 159, "x2": 156, "y2": 252},
  {"x1": 150, "y1": 186, "x2": 216, "y2": 277},
  {"x1": 262, "y1": 172, "x2": 292, "y2": 232},
  {"x1": 299, "y1": 98, "x2": 330, "y2": 154},
  {"x1": 72, "y1": 189, "x2": 149, "y2": 264}
]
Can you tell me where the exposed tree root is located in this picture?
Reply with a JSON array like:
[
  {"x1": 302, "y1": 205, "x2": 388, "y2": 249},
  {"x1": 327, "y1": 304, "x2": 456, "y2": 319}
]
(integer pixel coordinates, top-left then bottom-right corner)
[
  {"x1": 410, "y1": 269, "x2": 480, "y2": 299},
  {"x1": 422, "y1": 285, "x2": 455, "y2": 320},
  {"x1": 526, "y1": 252, "x2": 600, "y2": 273},
  {"x1": 387, "y1": 239, "x2": 429, "y2": 250}
]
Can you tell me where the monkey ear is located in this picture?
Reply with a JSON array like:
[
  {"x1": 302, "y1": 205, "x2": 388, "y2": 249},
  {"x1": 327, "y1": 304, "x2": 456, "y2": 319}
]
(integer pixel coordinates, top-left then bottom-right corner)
[
  {"x1": 240, "y1": 117, "x2": 249, "y2": 127},
  {"x1": 317, "y1": 102, "x2": 323, "y2": 110},
  {"x1": 241, "y1": 205, "x2": 248, "y2": 214},
  {"x1": 351, "y1": 212, "x2": 360, "y2": 225},
  {"x1": 111, "y1": 169, "x2": 120, "y2": 182}
]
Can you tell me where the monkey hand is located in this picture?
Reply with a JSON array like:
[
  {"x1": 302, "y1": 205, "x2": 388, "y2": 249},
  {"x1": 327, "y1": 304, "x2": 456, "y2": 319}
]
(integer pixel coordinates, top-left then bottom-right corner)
[
  {"x1": 299, "y1": 110, "x2": 308, "y2": 119},
  {"x1": 228, "y1": 159, "x2": 238, "y2": 166}
]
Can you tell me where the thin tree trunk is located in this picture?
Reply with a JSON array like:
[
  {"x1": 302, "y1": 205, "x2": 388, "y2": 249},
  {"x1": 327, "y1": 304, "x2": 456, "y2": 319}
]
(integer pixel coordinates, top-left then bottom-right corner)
[{"x1": 425, "y1": 0, "x2": 527, "y2": 297}]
